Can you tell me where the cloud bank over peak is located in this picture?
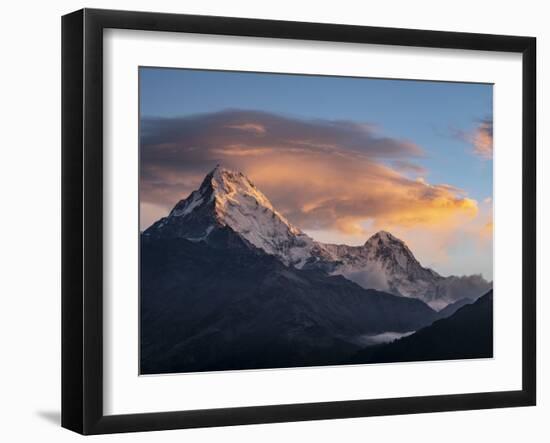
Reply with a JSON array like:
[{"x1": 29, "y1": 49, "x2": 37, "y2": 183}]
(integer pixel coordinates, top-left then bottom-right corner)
[{"x1": 140, "y1": 110, "x2": 479, "y2": 237}]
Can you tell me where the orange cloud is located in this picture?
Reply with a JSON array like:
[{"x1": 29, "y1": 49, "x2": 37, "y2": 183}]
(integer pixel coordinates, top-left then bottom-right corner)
[
  {"x1": 450, "y1": 118, "x2": 493, "y2": 160},
  {"x1": 235, "y1": 151, "x2": 478, "y2": 236},
  {"x1": 140, "y1": 110, "x2": 478, "y2": 238},
  {"x1": 391, "y1": 160, "x2": 428, "y2": 176},
  {"x1": 473, "y1": 120, "x2": 493, "y2": 159}
]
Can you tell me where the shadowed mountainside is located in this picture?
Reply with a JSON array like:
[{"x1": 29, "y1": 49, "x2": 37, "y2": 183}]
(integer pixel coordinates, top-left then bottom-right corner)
[
  {"x1": 349, "y1": 291, "x2": 493, "y2": 365},
  {"x1": 140, "y1": 229, "x2": 440, "y2": 374}
]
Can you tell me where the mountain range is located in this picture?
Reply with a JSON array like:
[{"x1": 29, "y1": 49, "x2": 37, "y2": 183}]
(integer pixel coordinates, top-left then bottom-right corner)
[
  {"x1": 144, "y1": 166, "x2": 491, "y2": 310},
  {"x1": 140, "y1": 166, "x2": 493, "y2": 374}
]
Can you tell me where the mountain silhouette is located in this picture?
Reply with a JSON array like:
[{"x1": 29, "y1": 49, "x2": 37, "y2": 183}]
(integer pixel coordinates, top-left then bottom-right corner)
[
  {"x1": 350, "y1": 291, "x2": 493, "y2": 364},
  {"x1": 140, "y1": 230, "x2": 440, "y2": 373}
]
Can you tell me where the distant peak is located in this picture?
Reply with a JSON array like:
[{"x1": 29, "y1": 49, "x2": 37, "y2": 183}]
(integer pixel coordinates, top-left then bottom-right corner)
[
  {"x1": 374, "y1": 230, "x2": 393, "y2": 238},
  {"x1": 366, "y1": 230, "x2": 400, "y2": 245}
]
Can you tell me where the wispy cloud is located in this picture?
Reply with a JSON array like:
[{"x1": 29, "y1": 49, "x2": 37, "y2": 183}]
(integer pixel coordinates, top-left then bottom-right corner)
[
  {"x1": 225, "y1": 123, "x2": 266, "y2": 134},
  {"x1": 451, "y1": 117, "x2": 493, "y2": 160},
  {"x1": 390, "y1": 160, "x2": 428, "y2": 176},
  {"x1": 472, "y1": 119, "x2": 493, "y2": 159}
]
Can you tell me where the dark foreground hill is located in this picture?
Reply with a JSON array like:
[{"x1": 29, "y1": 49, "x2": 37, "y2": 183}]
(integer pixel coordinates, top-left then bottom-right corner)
[
  {"x1": 350, "y1": 290, "x2": 493, "y2": 365},
  {"x1": 140, "y1": 229, "x2": 441, "y2": 374}
]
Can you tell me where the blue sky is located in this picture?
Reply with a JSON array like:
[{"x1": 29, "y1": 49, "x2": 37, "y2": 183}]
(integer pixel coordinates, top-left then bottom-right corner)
[
  {"x1": 141, "y1": 68, "x2": 492, "y2": 202},
  {"x1": 140, "y1": 67, "x2": 493, "y2": 279}
]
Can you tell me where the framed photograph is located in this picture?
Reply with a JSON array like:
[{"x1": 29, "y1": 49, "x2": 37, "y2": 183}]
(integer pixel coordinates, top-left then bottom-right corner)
[{"x1": 62, "y1": 8, "x2": 536, "y2": 435}]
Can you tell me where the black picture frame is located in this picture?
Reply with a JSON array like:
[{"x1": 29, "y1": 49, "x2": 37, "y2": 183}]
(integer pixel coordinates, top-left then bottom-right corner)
[{"x1": 62, "y1": 8, "x2": 536, "y2": 435}]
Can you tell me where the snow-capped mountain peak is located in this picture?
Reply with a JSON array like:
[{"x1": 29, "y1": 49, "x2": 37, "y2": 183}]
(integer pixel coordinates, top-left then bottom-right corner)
[
  {"x1": 366, "y1": 230, "x2": 399, "y2": 246},
  {"x1": 211, "y1": 166, "x2": 301, "y2": 235},
  {"x1": 145, "y1": 166, "x2": 312, "y2": 265},
  {"x1": 363, "y1": 230, "x2": 423, "y2": 272}
]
